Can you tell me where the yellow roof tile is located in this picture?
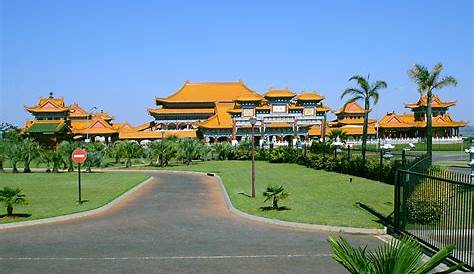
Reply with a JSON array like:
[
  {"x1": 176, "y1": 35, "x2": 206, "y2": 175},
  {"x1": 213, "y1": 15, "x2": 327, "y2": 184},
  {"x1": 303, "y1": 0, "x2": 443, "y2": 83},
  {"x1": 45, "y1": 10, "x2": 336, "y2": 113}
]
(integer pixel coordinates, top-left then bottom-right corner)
[
  {"x1": 297, "y1": 92, "x2": 325, "y2": 101},
  {"x1": 156, "y1": 81, "x2": 256, "y2": 103},
  {"x1": 148, "y1": 108, "x2": 215, "y2": 115},
  {"x1": 405, "y1": 95, "x2": 456, "y2": 109},
  {"x1": 264, "y1": 88, "x2": 296, "y2": 98},
  {"x1": 334, "y1": 101, "x2": 366, "y2": 115},
  {"x1": 198, "y1": 102, "x2": 235, "y2": 129}
]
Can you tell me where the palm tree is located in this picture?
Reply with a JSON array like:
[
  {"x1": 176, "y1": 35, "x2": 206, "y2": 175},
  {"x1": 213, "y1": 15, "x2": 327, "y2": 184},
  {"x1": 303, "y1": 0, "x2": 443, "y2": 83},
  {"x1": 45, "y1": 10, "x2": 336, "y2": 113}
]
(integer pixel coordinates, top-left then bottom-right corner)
[
  {"x1": 341, "y1": 75, "x2": 387, "y2": 163},
  {"x1": 58, "y1": 141, "x2": 78, "y2": 172},
  {"x1": 177, "y1": 138, "x2": 201, "y2": 165},
  {"x1": 328, "y1": 235, "x2": 463, "y2": 274},
  {"x1": 213, "y1": 142, "x2": 233, "y2": 160},
  {"x1": 118, "y1": 141, "x2": 143, "y2": 168},
  {"x1": 408, "y1": 63, "x2": 457, "y2": 159},
  {"x1": 40, "y1": 148, "x2": 65, "y2": 173},
  {"x1": 19, "y1": 138, "x2": 40, "y2": 173},
  {"x1": 146, "y1": 139, "x2": 177, "y2": 167},
  {"x1": 327, "y1": 129, "x2": 348, "y2": 143},
  {"x1": 0, "y1": 187, "x2": 27, "y2": 216},
  {"x1": 263, "y1": 185, "x2": 289, "y2": 210},
  {"x1": 6, "y1": 142, "x2": 21, "y2": 173},
  {"x1": 0, "y1": 139, "x2": 6, "y2": 173}
]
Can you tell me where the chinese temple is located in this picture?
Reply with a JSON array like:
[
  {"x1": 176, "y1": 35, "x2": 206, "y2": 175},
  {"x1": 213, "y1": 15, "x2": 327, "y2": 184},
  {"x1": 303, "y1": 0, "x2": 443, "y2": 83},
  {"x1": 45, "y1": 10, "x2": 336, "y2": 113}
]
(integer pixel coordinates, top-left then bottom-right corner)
[
  {"x1": 378, "y1": 95, "x2": 466, "y2": 139},
  {"x1": 23, "y1": 93, "x2": 132, "y2": 146},
  {"x1": 327, "y1": 101, "x2": 376, "y2": 138},
  {"x1": 142, "y1": 81, "x2": 330, "y2": 145}
]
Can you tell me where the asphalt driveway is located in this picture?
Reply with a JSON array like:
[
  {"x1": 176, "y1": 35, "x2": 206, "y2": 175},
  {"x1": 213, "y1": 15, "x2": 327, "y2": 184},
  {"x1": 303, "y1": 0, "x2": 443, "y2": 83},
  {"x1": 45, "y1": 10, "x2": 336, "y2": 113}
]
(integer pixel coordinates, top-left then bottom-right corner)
[{"x1": 0, "y1": 171, "x2": 383, "y2": 274}]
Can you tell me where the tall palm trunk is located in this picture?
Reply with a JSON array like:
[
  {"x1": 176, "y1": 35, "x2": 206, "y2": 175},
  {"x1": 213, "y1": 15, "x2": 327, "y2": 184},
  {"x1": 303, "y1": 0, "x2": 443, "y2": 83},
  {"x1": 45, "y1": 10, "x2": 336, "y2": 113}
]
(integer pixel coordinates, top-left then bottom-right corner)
[
  {"x1": 6, "y1": 205, "x2": 13, "y2": 216},
  {"x1": 426, "y1": 91, "x2": 433, "y2": 160},
  {"x1": 0, "y1": 160, "x2": 4, "y2": 173},
  {"x1": 361, "y1": 98, "x2": 370, "y2": 164},
  {"x1": 67, "y1": 159, "x2": 74, "y2": 172}
]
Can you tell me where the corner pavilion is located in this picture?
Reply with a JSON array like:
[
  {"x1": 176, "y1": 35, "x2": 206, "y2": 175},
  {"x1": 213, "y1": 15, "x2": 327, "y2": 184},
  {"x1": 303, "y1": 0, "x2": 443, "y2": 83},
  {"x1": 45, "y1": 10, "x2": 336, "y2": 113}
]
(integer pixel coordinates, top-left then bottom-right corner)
[{"x1": 145, "y1": 81, "x2": 330, "y2": 146}]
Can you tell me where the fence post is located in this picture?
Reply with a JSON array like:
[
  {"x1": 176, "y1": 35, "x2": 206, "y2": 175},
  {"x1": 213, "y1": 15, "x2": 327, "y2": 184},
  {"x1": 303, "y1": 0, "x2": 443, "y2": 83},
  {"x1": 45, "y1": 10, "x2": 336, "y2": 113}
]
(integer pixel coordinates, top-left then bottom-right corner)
[
  {"x1": 379, "y1": 149, "x2": 383, "y2": 181},
  {"x1": 394, "y1": 169, "x2": 401, "y2": 231},
  {"x1": 401, "y1": 149, "x2": 406, "y2": 168}
]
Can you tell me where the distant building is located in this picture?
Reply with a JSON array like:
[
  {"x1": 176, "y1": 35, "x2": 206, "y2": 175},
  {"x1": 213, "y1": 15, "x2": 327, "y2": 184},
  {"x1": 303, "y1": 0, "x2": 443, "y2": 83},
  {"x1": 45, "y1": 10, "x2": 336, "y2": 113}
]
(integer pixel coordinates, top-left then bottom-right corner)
[
  {"x1": 378, "y1": 95, "x2": 466, "y2": 142},
  {"x1": 23, "y1": 93, "x2": 134, "y2": 146},
  {"x1": 327, "y1": 101, "x2": 376, "y2": 139}
]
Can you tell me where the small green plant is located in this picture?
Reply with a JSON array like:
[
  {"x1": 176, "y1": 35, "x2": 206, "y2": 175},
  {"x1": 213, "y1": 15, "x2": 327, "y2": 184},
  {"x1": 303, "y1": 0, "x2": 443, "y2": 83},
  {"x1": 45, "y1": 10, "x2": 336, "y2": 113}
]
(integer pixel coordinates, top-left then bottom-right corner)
[
  {"x1": 262, "y1": 185, "x2": 289, "y2": 210},
  {"x1": 0, "y1": 187, "x2": 27, "y2": 216},
  {"x1": 328, "y1": 235, "x2": 463, "y2": 274}
]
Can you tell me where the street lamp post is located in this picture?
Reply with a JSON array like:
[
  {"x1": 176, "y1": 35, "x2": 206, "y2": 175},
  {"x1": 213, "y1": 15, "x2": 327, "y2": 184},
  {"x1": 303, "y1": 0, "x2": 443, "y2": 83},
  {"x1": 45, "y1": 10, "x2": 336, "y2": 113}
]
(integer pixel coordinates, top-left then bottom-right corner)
[{"x1": 249, "y1": 116, "x2": 257, "y2": 198}]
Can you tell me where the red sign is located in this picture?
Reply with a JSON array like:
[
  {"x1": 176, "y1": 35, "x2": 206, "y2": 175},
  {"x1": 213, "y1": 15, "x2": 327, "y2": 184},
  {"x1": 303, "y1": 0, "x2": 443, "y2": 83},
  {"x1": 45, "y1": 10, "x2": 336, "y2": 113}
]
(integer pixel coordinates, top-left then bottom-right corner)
[{"x1": 71, "y1": 149, "x2": 87, "y2": 164}]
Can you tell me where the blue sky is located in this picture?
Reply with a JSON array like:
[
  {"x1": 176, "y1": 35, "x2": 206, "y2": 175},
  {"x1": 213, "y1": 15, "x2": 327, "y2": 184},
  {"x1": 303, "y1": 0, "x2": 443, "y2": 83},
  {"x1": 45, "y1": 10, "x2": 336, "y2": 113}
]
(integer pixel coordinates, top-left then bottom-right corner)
[{"x1": 1, "y1": 0, "x2": 472, "y2": 126}]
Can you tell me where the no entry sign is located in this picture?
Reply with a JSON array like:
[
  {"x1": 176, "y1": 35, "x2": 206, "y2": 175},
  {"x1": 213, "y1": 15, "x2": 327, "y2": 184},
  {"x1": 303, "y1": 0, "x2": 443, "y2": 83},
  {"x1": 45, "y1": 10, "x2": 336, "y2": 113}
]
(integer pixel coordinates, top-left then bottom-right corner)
[{"x1": 71, "y1": 149, "x2": 87, "y2": 164}]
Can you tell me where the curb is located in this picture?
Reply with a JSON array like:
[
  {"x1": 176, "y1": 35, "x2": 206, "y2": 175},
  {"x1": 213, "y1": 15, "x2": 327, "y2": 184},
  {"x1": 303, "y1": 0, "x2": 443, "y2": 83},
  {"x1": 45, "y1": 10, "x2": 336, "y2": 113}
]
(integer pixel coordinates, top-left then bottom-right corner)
[
  {"x1": 0, "y1": 177, "x2": 154, "y2": 230},
  {"x1": 105, "y1": 169, "x2": 386, "y2": 235}
]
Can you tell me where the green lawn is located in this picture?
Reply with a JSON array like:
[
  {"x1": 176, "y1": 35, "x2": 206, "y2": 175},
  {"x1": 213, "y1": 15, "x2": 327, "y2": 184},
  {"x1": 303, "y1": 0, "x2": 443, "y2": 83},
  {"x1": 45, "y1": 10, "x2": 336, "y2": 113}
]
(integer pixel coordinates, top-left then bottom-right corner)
[
  {"x1": 0, "y1": 172, "x2": 148, "y2": 223},
  {"x1": 164, "y1": 160, "x2": 393, "y2": 228}
]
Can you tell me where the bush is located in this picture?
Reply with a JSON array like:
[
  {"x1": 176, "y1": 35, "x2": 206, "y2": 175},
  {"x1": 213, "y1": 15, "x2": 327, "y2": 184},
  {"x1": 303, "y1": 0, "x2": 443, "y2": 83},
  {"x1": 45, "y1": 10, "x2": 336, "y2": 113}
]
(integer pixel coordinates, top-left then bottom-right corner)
[{"x1": 269, "y1": 146, "x2": 298, "y2": 163}]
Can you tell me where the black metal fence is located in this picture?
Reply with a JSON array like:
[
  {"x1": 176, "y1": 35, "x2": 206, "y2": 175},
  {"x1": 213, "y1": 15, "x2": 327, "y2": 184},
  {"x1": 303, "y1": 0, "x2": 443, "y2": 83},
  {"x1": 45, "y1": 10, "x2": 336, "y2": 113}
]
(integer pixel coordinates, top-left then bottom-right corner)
[{"x1": 394, "y1": 167, "x2": 473, "y2": 267}]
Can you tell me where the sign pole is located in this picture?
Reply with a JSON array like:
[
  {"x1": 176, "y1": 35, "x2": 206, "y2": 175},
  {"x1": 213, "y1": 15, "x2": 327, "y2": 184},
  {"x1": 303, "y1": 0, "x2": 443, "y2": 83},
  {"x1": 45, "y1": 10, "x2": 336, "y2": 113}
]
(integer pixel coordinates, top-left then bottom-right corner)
[{"x1": 78, "y1": 163, "x2": 82, "y2": 204}]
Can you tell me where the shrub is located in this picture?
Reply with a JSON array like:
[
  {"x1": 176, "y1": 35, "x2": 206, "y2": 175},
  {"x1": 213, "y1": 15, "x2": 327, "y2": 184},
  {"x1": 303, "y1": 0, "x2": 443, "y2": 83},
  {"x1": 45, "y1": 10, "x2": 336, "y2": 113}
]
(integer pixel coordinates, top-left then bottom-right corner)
[
  {"x1": 269, "y1": 146, "x2": 298, "y2": 163},
  {"x1": 406, "y1": 182, "x2": 451, "y2": 225}
]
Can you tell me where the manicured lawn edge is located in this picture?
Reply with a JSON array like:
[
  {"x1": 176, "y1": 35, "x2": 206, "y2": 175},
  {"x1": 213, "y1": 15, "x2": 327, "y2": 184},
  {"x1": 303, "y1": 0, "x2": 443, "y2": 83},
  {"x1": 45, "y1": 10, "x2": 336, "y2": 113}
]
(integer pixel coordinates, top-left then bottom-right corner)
[
  {"x1": 105, "y1": 169, "x2": 387, "y2": 235},
  {"x1": 0, "y1": 176, "x2": 153, "y2": 230}
]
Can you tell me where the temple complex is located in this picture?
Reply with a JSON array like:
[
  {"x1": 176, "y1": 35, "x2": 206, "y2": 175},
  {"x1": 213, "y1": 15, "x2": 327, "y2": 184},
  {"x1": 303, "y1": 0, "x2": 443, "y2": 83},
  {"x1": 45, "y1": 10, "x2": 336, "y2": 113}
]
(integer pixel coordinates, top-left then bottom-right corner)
[
  {"x1": 378, "y1": 95, "x2": 466, "y2": 141},
  {"x1": 21, "y1": 87, "x2": 468, "y2": 147}
]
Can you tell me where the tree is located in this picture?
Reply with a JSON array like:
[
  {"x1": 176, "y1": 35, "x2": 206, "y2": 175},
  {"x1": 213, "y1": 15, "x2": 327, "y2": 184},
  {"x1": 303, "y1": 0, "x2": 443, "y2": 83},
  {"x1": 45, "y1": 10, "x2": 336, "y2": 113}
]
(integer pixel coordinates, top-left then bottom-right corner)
[
  {"x1": 328, "y1": 235, "x2": 463, "y2": 274},
  {"x1": 341, "y1": 75, "x2": 387, "y2": 163},
  {"x1": 212, "y1": 142, "x2": 233, "y2": 160},
  {"x1": 263, "y1": 185, "x2": 289, "y2": 210},
  {"x1": 327, "y1": 129, "x2": 348, "y2": 143},
  {"x1": 146, "y1": 139, "x2": 177, "y2": 167},
  {"x1": 84, "y1": 142, "x2": 106, "y2": 172},
  {"x1": 58, "y1": 141, "x2": 78, "y2": 172},
  {"x1": 176, "y1": 138, "x2": 201, "y2": 165},
  {"x1": 0, "y1": 139, "x2": 6, "y2": 173},
  {"x1": 6, "y1": 142, "x2": 21, "y2": 173},
  {"x1": 0, "y1": 187, "x2": 27, "y2": 216},
  {"x1": 19, "y1": 138, "x2": 40, "y2": 173},
  {"x1": 40, "y1": 148, "x2": 65, "y2": 173},
  {"x1": 408, "y1": 63, "x2": 457, "y2": 159},
  {"x1": 118, "y1": 141, "x2": 143, "y2": 168}
]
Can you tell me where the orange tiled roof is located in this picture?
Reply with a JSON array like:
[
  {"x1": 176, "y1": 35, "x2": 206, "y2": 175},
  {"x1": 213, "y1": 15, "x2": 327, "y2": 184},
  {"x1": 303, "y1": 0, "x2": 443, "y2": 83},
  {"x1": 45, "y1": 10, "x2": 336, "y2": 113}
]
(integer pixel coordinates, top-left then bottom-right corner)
[
  {"x1": 288, "y1": 104, "x2": 304, "y2": 110},
  {"x1": 405, "y1": 95, "x2": 456, "y2": 109},
  {"x1": 328, "y1": 125, "x2": 376, "y2": 136},
  {"x1": 316, "y1": 104, "x2": 330, "y2": 113},
  {"x1": 333, "y1": 117, "x2": 376, "y2": 125},
  {"x1": 198, "y1": 102, "x2": 235, "y2": 129},
  {"x1": 70, "y1": 120, "x2": 92, "y2": 130},
  {"x1": 92, "y1": 111, "x2": 113, "y2": 121},
  {"x1": 308, "y1": 125, "x2": 322, "y2": 136},
  {"x1": 256, "y1": 105, "x2": 271, "y2": 110},
  {"x1": 148, "y1": 108, "x2": 215, "y2": 115},
  {"x1": 156, "y1": 81, "x2": 256, "y2": 103},
  {"x1": 379, "y1": 112, "x2": 467, "y2": 128},
  {"x1": 334, "y1": 101, "x2": 366, "y2": 115},
  {"x1": 119, "y1": 129, "x2": 197, "y2": 140},
  {"x1": 25, "y1": 96, "x2": 69, "y2": 113},
  {"x1": 72, "y1": 118, "x2": 117, "y2": 135},
  {"x1": 264, "y1": 88, "x2": 296, "y2": 98},
  {"x1": 235, "y1": 93, "x2": 264, "y2": 102},
  {"x1": 297, "y1": 92, "x2": 325, "y2": 101},
  {"x1": 69, "y1": 104, "x2": 90, "y2": 118}
]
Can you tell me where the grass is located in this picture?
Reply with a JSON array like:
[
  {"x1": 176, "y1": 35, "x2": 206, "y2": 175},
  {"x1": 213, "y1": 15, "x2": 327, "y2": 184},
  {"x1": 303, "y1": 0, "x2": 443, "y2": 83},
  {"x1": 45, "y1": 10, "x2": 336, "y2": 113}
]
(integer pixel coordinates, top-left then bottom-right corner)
[
  {"x1": 163, "y1": 160, "x2": 393, "y2": 228},
  {"x1": 0, "y1": 172, "x2": 148, "y2": 223},
  {"x1": 435, "y1": 160, "x2": 470, "y2": 168},
  {"x1": 358, "y1": 142, "x2": 467, "y2": 152}
]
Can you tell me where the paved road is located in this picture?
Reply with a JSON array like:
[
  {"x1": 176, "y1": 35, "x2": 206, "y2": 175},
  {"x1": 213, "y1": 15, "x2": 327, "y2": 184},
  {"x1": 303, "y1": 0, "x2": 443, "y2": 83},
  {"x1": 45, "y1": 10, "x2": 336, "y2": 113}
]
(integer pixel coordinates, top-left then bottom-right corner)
[{"x1": 0, "y1": 172, "x2": 383, "y2": 274}]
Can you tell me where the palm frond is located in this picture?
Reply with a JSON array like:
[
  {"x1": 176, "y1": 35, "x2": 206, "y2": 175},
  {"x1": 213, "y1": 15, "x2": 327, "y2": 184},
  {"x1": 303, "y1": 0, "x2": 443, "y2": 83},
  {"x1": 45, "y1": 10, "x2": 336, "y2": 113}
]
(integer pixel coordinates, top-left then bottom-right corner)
[
  {"x1": 433, "y1": 76, "x2": 457, "y2": 90},
  {"x1": 348, "y1": 75, "x2": 370, "y2": 92},
  {"x1": 412, "y1": 244, "x2": 460, "y2": 274},
  {"x1": 328, "y1": 237, "x2": 372, "y2": 274},
  {"x1": 341, "y1": 88, "x2": 364, "y2": 100}
]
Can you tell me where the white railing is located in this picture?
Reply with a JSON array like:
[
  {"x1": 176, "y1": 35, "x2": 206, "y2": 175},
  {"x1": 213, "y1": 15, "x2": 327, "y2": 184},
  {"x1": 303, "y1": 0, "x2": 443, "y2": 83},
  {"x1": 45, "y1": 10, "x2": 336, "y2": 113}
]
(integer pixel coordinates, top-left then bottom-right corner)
[{"x1": 346, "y1": 136, "x2": 463, "y2": 145}]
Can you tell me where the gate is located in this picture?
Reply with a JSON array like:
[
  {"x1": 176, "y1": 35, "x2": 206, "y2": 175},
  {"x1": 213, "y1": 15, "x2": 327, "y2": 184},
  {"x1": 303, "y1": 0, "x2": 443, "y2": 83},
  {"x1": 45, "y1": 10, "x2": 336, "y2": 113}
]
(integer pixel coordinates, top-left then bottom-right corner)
[{"x1": 394, "y1": 167, "x2": 473, "y2": 267}]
